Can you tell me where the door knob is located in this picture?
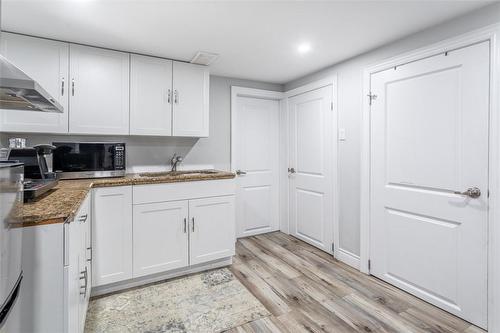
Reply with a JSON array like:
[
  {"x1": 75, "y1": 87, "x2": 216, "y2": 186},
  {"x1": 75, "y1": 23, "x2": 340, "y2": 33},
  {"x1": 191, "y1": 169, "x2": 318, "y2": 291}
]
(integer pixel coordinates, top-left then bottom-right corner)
[
  {"x1": 288, "y1": 167, "x2": 296, "y2": 174},
  {"x1": 236, "y1": 170, "x2": 247, "y2": 176},
  {"x1": 454, "y1": 187, "x2": 481, "y2": 198}
]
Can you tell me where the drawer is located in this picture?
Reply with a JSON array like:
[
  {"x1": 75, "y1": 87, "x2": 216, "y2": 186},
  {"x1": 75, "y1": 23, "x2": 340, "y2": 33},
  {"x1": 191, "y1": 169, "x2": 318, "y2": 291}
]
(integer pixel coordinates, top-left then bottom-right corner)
[{"x1": 133, "y1": 179, "x2": 236, "y2": 205}]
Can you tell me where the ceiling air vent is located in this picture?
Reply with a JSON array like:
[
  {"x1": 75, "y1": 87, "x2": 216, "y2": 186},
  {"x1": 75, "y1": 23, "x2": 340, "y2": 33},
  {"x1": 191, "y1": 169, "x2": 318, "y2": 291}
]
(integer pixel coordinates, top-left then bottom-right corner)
[{"x1": 190, "y1": 51, "x2": 219, "y2": 66}]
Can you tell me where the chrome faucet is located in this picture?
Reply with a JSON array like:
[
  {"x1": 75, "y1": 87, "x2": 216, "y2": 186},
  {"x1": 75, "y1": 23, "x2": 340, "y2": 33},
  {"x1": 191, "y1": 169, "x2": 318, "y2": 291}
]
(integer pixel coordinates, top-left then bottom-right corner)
[{"x1": 170, "y1": 153, "x2": 183, "y2": 172}]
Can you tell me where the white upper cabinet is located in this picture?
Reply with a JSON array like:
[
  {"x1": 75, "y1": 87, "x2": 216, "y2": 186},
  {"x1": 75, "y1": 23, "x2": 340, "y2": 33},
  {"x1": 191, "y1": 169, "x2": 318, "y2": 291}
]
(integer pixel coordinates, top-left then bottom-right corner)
[
  {"x1": 0, "y1": 33, "x2": 210, "y2": 137},
  {"x1": 0, "y1": 32, "x2": 69, "y2": 133},
  {"x1": 69, "y1": 45, "x2": 130, "y2": 135},
  {"x1": 130, "y1": 54, "x2": 173, "y2": 136},
  {"x1": 172, "y1": 61, "x2": 209, "y2": 137}
]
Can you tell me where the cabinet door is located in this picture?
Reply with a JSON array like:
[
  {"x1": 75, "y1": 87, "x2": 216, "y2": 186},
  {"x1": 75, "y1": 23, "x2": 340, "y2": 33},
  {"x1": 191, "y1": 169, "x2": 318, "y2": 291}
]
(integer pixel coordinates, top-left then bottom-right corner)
[
  {"x1": 92, "y1": 186, "x2": 133, "y2": 286},
  {"x1": 69, "y1": 45, "x2": 130, "y2": 135},
  {"x1": 76, "y1": 195, "x2": 91, "y2": 332},
  {"x1": 0, "y1": 32, "x2": 69, "y2": 133},
  {"x1": 64, "y1": 221, "x2": 81, "y2": 333},
  {"x1": 130, "y1": 54, "x2": 172, "y2": 136},
  {"x1": 133, "y1": 201, "x2": 189, "y2": 277},
  {"x1": 189, "y1": 196, "x2": 235, "y2": 265},
  {"x1": 172, "y1": 61, "x2": 209, "y2": 137}
]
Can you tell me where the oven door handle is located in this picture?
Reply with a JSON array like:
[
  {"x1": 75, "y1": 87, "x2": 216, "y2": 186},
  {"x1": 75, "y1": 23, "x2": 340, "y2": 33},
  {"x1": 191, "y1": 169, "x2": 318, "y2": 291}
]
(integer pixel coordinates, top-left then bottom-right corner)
[{"x1": 0, "y1": 273, "x2": 22, "y2": 326}]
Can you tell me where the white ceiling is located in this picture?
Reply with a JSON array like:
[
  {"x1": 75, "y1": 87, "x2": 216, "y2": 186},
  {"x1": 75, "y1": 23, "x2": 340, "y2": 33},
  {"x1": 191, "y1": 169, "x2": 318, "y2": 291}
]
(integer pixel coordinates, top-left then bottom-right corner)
[{"x1": 1, "y1": 1, "x2": 492, "y2": 84}]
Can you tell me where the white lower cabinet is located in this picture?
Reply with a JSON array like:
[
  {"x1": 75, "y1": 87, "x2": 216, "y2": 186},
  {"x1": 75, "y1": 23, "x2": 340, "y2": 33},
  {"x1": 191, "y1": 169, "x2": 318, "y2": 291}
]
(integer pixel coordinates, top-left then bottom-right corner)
[
  {"x1": 67, "y1": 193, "x2": 92, "y2": 333},
  {"x1": 189, "y1": 196, "x2": 236, "y2": 265},
  {"x1": 133, "y1": 201, "x2": 189, "y2": 277},
  {"x1": 132, "y1": 196, "x2": 235, "y2": 276},
  {"x1": 93, "y1": 180, "x2": 236, "y2": 290},
  {"x1": 92, "y1": 186, "x2": 133, "y2": 286},
  {"x1": 65, "y1": 219, "x2": 81, "y2": 333},
  {"x1": 19, "y1": 194, "x2": 91, "y2": 333},
  {"x1": 78, "y1": 196, "x2": 92, "y2": 331}
]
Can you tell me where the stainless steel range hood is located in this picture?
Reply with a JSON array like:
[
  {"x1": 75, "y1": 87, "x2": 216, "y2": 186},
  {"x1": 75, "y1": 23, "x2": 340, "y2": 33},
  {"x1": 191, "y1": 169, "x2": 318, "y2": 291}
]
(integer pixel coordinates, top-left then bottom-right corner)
[{"x1": 0, "y1": 54, "x2": 63, "y2": 113}]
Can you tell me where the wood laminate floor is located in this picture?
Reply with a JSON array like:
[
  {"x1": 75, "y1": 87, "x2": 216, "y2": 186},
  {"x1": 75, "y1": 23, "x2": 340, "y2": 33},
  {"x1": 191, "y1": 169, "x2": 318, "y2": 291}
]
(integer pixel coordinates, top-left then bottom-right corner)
[{"x1": 227, "y1": 232, "x2": 486, "y2": 333}]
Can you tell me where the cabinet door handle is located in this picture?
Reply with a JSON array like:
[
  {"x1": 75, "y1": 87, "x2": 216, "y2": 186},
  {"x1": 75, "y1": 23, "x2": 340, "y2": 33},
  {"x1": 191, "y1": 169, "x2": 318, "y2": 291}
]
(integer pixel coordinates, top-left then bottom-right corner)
[
  {"x1": 61, "y1": 77, "x2": 65, "y2": 96},
  {"x1": 79, "y1": 266, "x2": 88, "y2": 295},
  {"x1": 87, "y1": 247, "x2": 92, "y2": 262},
  {"x1": 168, "y1": 89, "x2": 172, "y2": 104},
  {"x1": 183, "y1": 218, "x2": 187, "y2": 233},
  {"x1": 192, "y1": 217, "x2": 195, "y2": 232},
  {"x1": 78, "y1": 214, "x2": 88, "y2": 223},
  {"x1": 174, "y1": 90, "x2": 179, "y2": 104},
  {"x1": 71, "y1": 78, "x2": 75, "y2": 96}
]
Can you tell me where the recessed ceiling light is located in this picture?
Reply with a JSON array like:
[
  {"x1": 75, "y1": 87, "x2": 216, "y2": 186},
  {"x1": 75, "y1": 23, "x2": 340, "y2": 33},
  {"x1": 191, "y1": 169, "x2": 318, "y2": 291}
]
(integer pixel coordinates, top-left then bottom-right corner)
[{"x1": 297, "y1": 43, "x2": 312, "y2": 54}]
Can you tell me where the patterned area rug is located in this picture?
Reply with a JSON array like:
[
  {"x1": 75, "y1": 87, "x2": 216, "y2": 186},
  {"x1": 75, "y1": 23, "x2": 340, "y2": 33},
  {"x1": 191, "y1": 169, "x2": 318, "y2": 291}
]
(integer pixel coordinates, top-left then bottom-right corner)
[{"x1": 84, "y1": 268, "x2": 270, "y2": 333}]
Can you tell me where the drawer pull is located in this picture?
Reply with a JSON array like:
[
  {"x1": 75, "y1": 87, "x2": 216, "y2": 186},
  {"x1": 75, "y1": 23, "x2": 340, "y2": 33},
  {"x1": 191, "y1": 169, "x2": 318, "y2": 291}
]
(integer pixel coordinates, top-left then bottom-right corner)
[{"x1": 79, "y1": 266, "x2": 88, "y2": 295}]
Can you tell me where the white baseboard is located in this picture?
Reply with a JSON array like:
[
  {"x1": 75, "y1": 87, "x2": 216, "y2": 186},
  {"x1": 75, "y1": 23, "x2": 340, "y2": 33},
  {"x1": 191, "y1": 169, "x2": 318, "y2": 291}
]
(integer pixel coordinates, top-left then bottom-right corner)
[
  {"x1": 238, "y1": 227, "x2": 280, "y2": 238},
  {"x1": 91, "y1": 257, "x2": 232, "y2": 297},
  {"x1": 336, "y1": 248, "x2": 361, "y2": 270}
]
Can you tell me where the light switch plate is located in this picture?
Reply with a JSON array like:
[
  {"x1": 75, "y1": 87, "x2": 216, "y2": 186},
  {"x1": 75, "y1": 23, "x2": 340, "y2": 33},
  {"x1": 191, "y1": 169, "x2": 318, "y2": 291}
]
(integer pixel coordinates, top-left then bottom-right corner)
[{"x1": 339, "y1": 128, "x2": 346, "y2": 141}]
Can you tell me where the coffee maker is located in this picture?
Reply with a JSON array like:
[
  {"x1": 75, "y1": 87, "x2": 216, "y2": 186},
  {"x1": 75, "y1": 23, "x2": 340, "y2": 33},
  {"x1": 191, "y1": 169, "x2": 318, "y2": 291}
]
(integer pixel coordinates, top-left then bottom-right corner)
[{"x1": 8, "y1": 144, "x2": 58, "y2": 201}]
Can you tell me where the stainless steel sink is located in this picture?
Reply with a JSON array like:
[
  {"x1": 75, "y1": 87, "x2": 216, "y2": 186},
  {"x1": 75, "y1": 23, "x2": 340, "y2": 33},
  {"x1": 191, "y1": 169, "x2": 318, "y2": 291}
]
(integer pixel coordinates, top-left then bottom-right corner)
[{"x1": 138, "y1": 170, "x2": 219, "y2": 178}]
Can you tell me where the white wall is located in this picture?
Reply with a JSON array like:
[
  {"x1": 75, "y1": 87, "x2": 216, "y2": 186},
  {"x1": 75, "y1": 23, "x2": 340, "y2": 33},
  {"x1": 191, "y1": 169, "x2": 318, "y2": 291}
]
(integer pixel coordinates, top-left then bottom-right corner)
[
  {"x1": 0, "y1": 75, "x2": 283, "y2": 171},
  {"x1": 285, "y1": 2, "x2": 500, "y2": 258}
]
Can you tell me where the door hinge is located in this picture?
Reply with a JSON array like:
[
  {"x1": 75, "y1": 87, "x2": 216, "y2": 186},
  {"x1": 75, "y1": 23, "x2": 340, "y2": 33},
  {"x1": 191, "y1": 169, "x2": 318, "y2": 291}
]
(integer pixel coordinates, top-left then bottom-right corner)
[
  {"x1": 367, "y1": 93, "x2": 377, "y2": 106},
  {"x1": 368, "y1": 259, "x2": 371, "y2": 271}
]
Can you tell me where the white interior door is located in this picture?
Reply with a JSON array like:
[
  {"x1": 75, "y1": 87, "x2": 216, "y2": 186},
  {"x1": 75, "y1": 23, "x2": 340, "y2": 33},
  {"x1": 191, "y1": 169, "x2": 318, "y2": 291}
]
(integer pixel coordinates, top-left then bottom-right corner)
[
  {"x1": 288, "y1": 85, "x2": 334, "y2": 253},
  {"x1": 370, "y1": 41, "x2": 489, "y2": 328},
  {"x1": 234, "y1": 96, "x2": 280, "y2": 237}
]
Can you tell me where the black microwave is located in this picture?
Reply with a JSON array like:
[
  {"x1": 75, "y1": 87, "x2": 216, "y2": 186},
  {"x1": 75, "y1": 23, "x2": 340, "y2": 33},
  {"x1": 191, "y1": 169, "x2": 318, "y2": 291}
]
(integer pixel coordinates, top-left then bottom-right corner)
[{"x1": 52, "y1": 142, "x2": 126, "y2": 179}]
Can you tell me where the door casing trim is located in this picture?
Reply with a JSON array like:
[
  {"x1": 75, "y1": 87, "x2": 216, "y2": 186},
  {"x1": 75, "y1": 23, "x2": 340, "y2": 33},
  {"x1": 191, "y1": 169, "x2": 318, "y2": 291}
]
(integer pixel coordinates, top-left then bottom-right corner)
[{"x1": 360, "y1": 23, "x2": 500, "y2": 332}]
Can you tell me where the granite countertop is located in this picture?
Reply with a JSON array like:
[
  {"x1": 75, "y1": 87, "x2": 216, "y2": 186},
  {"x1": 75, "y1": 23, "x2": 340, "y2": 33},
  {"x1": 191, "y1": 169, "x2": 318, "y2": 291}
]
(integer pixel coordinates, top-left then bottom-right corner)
[{"x1": 11, "y1": 170, "x2": 235, "y2": 228}]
